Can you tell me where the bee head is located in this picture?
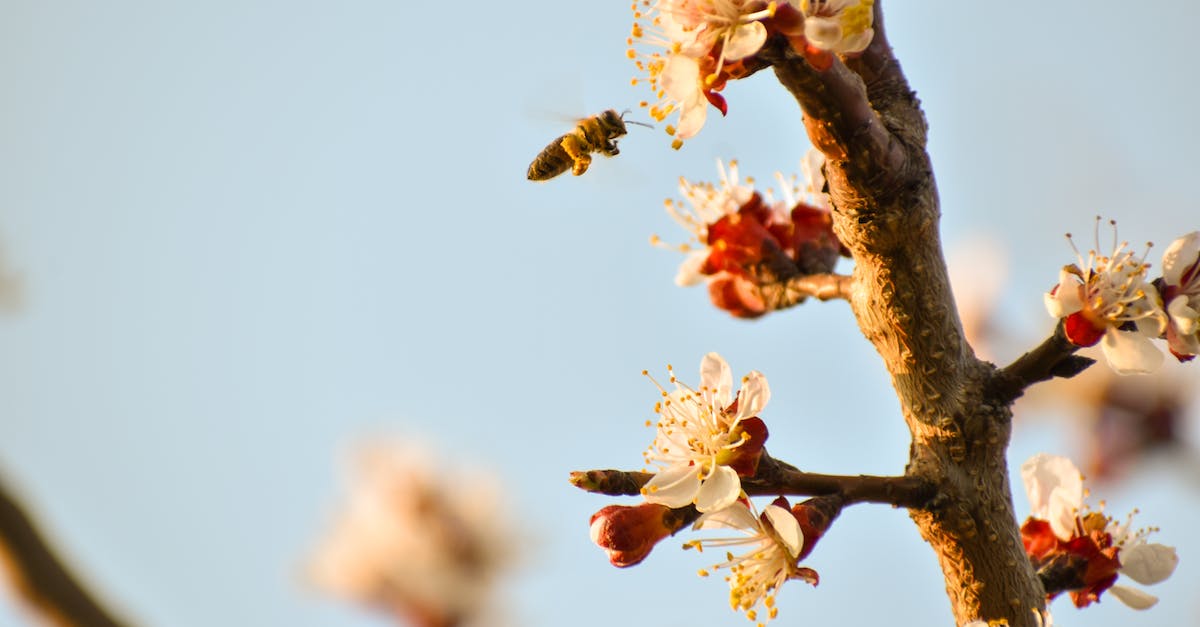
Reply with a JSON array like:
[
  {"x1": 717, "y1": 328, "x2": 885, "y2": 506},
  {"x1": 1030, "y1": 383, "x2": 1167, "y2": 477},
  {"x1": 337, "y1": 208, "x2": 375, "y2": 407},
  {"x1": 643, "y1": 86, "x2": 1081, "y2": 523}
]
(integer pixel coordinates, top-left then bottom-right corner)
[{"x1": 618, "y1": 109, "x2": 654, "y2": 130}]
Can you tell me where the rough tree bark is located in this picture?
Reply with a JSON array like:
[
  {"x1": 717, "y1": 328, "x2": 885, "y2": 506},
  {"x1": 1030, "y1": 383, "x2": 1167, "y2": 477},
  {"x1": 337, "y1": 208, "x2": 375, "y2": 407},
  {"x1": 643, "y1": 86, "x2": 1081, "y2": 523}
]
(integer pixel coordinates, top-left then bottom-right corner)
[{"x1": 763, "y1": 4, "x2": 1057, "y2": 625}]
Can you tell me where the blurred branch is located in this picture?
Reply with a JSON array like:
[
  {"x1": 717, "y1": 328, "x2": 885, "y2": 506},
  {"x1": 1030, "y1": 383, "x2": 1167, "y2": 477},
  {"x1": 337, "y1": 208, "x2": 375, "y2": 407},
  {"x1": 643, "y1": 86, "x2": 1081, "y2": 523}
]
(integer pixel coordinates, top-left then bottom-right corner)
[{"x1": 0, "y1": 477, "x2": 127, "y2": 627}]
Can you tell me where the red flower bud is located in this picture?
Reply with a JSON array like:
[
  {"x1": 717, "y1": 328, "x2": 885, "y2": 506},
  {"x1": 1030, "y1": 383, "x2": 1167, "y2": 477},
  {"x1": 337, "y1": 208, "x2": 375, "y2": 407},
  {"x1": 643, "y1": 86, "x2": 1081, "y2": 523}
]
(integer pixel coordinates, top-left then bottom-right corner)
[
  {"x1": 789, "y1": 494, "x2": 844, "y2": 562},
  {"x1": 589, "y1": 503, "x2": 676, "y2": 568},
  {"x1": 708, "y1": 274, "x2": 767, "y2": 318}
]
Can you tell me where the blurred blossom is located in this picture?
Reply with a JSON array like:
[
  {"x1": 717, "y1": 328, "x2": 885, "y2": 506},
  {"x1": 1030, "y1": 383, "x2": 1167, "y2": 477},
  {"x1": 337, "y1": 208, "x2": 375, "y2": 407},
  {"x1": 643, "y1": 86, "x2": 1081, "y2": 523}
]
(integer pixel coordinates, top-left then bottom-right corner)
[
  {"x1": 0, "y1": 242, "x2": 23, "y2": 314},
  {"x1": 1020, "y1": 454, "x2": 1178, "y2": 610},
  {"x1": 1022, "y1": 359, "x2": 1196, "y2": 484},
  {"x1": 308, "y1": 439, "x2": 516, "y2": 627},
  {"x1": 653, "y1": 155, "x2": 844, "y2": 318},
  {"x1": 947, "y1": 234, "x2": 1010, "y2": 362},
  {"x1": 1157, "y1": 231, "x2": 1200, "y2": 360}
]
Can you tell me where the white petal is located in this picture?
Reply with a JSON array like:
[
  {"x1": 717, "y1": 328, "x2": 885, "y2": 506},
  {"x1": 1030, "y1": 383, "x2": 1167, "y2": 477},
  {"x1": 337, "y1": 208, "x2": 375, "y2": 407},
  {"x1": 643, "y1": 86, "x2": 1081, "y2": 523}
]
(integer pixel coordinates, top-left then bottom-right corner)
[
  {"x1": 1161, "y1": 231, "x2": 1200, "y2": 287},
  {"x1": 1048, "y1": 488, "x2": 1078, "y2": 542},
  {"x1": 661, "y1": 54, "x2": 698, "y2": 99},
  {"x1": 1044, "y1": 269, "x2": 1084, "y2": 318},
  {"x1": 763, "y1": 504, "x2": 804, "y2": 558},
  {"x1": 1101, "y1": 328, "x2": 1164, "y2": 375},
  {"x1": 1120, "y1": 543, "x2": 1179, "y2": 585},
  {"x1": 733, "y1": 370, "x2": 770, "y2": 422},
  {"x1": 1168, "y1": 295, "x2": 1199, "y2": 336},
  {"x1": 1108, "y1": 584, "x2": 1159, "y2": 610},
  {"x1": 674, "y1": 90, "x2": 709, "y2": 140},
  {"x1": 700, "y1": 352, "x2": 733, "y2": 409},
  {"x1": 694, "y1": 502, "x2": 758, "y2": 530},
  {"x1": 804, "y1": 17, "x2": 843, "y2": 50},
  {"x1": 836, "y1": 28, "x2": 874, "y2": 54},
  {"x1": 674, "y1": 251, "x2": 709, "y2": 287},
  {"x1": 1020, "y1": 454, "x2": 1083, "y2": 518},
  {"x1": 722, "y1": 22, "x2": 767, "y2": 61},
  {"x1": 694, "y1": 464, "x2": 741, "y2": 512},
  {"x1": 643, "y1": 464, "x2": 702, "y2": 508},
  {"x1": 660, "y1": 55, "x2": 708, "y2": 140}
]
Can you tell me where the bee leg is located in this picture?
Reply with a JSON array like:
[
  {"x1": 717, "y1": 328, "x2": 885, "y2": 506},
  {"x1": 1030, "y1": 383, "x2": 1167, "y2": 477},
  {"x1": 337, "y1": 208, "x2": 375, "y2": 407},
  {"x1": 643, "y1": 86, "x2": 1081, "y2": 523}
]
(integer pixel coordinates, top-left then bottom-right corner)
[
  {"x1": 601, "y1": 139, "x2": 620, "y2": 157},
  {"x1": 560, "y1": 134, "x2": 592, "y2": 176}
]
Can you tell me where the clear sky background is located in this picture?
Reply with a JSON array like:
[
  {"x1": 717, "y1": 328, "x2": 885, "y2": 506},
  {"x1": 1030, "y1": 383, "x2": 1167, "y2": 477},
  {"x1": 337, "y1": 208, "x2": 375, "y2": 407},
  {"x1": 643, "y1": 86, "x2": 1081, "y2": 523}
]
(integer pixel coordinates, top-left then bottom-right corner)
[{"x1": 1, "y1": 2, "x2": 1197, "y2": 626}]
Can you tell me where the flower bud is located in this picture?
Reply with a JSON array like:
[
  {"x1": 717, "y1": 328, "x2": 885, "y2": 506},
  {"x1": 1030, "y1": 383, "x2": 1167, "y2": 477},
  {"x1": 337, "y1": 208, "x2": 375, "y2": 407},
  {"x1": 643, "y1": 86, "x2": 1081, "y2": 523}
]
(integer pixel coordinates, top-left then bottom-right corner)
[
  {"x1": 789, "y1": 493, "x2": 844, "y2": 562},
  {"x1": 589, "y1": 503, "x2": 681, "y2": 568}
]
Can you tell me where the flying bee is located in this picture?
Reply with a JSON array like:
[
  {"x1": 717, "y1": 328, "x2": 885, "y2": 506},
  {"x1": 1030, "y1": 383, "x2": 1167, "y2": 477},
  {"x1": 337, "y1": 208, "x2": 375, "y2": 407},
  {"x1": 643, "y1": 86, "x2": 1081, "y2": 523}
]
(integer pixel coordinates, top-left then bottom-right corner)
[{"x1": 526, "y1": 109, "x2": 651, "y2": 181}]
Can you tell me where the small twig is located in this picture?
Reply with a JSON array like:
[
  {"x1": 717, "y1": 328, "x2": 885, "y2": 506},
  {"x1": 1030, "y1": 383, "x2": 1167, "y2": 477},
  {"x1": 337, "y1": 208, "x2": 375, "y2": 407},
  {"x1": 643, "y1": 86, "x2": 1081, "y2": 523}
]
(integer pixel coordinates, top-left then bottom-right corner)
[
  {"x1": 784, "y1": 273, "x2": 852, "y2": 302},
  {"x1": 570, "y1": 454, "x2": 934, "y2": 510},
  {"x1": 0, "y1": 476, "x2": 128, "y2": 627},
  {"x1": 992, "y1": 320, "x2": 1094, "y2": 402}
]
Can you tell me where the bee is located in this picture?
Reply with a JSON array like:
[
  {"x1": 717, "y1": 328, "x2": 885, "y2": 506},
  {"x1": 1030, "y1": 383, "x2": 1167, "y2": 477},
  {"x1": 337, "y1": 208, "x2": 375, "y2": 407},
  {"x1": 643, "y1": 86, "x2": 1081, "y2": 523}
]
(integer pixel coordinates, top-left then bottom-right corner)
[{"x1": 526, "y1": 110, "x2": 649, "y2": 181}]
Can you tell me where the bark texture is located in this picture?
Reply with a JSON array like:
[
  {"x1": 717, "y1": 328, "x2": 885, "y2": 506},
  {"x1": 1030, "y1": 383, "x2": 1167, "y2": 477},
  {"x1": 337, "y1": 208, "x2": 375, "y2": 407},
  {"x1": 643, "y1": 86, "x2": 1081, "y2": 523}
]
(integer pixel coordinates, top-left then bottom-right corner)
[{"x1": 765, "y1": 4, "x2": 1047, "y2": 625}]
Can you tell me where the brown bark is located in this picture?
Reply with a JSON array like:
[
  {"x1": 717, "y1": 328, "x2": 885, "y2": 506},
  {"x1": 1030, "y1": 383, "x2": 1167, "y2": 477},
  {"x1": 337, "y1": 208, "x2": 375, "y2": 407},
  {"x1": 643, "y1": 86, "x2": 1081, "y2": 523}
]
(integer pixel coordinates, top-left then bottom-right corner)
[{"x1": 762, "y1": 3, "x2": 1050, "y2": 625}]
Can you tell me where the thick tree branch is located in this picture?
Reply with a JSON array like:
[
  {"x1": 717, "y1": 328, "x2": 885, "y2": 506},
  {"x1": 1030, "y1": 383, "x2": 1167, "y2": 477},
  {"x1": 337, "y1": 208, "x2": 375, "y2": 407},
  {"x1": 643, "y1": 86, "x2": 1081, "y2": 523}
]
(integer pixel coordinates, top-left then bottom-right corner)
[
  {"x1": 0, "y1": 476, "x2": 128, "y2": 627},
  {"x1": 760, "y1": 2, "x2": 1047, "y2": 624},
  {"x1": 992, "y1": 320, "x2": 1095, "y2": 402}
]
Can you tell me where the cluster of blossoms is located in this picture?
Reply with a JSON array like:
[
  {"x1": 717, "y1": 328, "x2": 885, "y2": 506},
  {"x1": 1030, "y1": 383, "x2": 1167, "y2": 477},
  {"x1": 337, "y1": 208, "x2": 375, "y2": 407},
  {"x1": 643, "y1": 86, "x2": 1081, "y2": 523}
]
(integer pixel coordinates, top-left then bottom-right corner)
[
  {"x1": 1020, "y1": 454, "x2": 1178, "y2": 610},
  {"x1": 309, "y1": 440, "x2": 514, "y2": 627},
  {"x1": 628, "y1": 0, "x2": 875, "y2": 146},
  {"x1": 1044, "y1": 223, "x2": 1200, "y2": 374},
  {"x1": 588, "y1": 353, "x2": 839, "y2": 624},
  {"x1": 653, "y1": 152, "x2": 845, "y2": 317}
]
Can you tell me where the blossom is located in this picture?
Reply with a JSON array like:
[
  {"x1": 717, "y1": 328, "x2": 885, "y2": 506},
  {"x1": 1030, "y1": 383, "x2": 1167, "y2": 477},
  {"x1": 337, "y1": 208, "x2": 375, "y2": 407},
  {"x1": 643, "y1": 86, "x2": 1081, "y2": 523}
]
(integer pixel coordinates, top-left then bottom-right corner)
[
  {"x1": 800, "y1": 0, "x2": 875, "y2": 54},
  {"x1": 629, "y1": 0, "x2": 781, "y2": 144},
  {"x1": 308, "y1": 439, "x2": 514, "y2": 627},
  {"x1": 653, "y1": 155, "x2": 843, "y2": 317},
  {"x1": 1157, "y1": 231, "x2": 1200, "y2": 360},
  {"x1": 685, "y1": 498, "x2": 817, "y2": 623},
  {"x1": 1019, "y1": 454, "x2": 1178, "y2": 610},
  {"x1": 641, "y1": 352, "x2": 770, "y2": 512},
  {"x1": 1043, "y1": 221, "x2": 1168, "y2": 374}
]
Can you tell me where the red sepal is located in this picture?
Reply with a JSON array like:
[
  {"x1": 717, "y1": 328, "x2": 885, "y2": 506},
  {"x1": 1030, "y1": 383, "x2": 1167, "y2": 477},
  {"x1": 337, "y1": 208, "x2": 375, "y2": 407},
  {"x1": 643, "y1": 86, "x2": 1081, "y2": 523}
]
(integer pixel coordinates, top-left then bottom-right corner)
[{"x1": 1063, "y1": 311, "x2": 1105, "y2": 347}]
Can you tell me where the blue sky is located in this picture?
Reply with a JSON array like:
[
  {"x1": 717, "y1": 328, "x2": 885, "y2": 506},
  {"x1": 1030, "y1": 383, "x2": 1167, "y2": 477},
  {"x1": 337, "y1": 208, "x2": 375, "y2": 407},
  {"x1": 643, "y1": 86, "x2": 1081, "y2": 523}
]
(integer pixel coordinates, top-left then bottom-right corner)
[{"x1": 1, "y1": 2, "x2": 1197, "y2": 626}]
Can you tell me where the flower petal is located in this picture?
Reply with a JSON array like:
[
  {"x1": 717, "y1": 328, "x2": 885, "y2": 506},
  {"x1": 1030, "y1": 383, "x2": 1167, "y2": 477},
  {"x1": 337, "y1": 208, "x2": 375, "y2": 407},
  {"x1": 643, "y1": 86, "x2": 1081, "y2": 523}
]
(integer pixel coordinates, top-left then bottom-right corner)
[
  {"x1": 1108, "y1": 584, "x2": 1159, "y2": 610},
  {"x1": 733, "y1": 370, "x2": 770, "y2": 422},
  {"x1": 674, "y1": 251, "x2": 709, "y2": 287},
  {"x1": 763, "y1": 504, "x2": 803, "y2": 558},
  {"x1": 693, "y1": 501, "x2": 758, "y2": 530},
  {"x1": 722, "y1": 21, "x2": 767, "y2": 61},
  {"x1": 694, "y1": 464, "x2": 741, "y2": 512},
  {"x1": 1119, "y1": 542, "x2": 1179, "y2": 585},
  {"x1": 1044, "y1": 269, "x2": 1084, "y2": 318},
  {"x1": 1021, "y1": 454, "x2": 1083, "y2": 519},
  {"x1": 642, "y1": 464, "x2": 702, "y2": 508},
  {"x1": 1047, "y1": 488, "x2": 1078, "y2": 542},
  {"x1": 700, "y1": 352, "x2": 733, "y2": 409},
  {"x1": 1161, "y1": 231, "x2": 1200, "y2": 287},
  {"x1": 1101, "y1": 328, "x2": 1164, "y2": 375},
  {"x1": 803, "y1": 17, "x2": 844, "y2": 51}
]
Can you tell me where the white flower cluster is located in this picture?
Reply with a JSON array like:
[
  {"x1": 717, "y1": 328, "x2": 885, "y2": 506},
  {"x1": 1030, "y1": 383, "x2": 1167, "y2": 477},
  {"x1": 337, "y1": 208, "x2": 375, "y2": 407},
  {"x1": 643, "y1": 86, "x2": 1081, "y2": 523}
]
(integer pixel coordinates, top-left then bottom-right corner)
[{"x1": 1045, "y1": 226, "x2": 1200, "y2": 374}]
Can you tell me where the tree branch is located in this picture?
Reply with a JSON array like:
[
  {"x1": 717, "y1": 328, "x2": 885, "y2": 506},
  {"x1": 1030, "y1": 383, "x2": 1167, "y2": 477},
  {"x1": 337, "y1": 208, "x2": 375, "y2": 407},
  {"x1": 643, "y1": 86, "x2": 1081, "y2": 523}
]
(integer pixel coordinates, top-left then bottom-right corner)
[
  {"x1": 569, "y1": 455, "x2": 934, "y2": 509},
  {"x1": 992, "y1": 320, "x2": 1095, "y2": 402},
  {"x1": 0, "y1": 476, "x2": 128, "y2": 627},
  {"x1": 784, "y1": 273, "x2": 852, "y2": 302},
  {"x1": 758, "y1": 1, "x2": 1047, "y2": 624}
]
